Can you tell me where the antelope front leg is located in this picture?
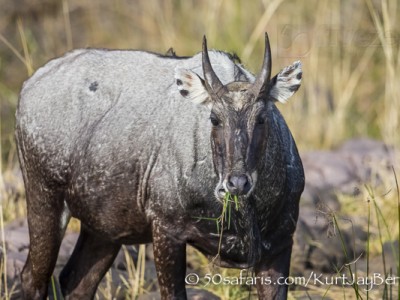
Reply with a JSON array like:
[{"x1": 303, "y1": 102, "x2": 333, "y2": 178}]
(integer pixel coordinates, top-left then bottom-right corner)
[
  {"x1": 255, "y1": 246, "x2": 292, "y2": 300},
  {"x1": 152, "y1": 221, "x2": 187, "y2": 299}
]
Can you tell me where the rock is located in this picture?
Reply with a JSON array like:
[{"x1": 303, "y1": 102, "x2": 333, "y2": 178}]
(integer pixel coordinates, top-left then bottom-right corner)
[
  {"x1": 291, "y1": 218, "x2": 315, "y2": 275},
  {"x1": 301, "y1": 185, "x2": 341, "y2": 212},
  {"x1": 3, "y1": 223, "x2": 29, "y2": 253},
  {"x1": 294, "y1": 138, "x2": 398, "y2": 278},
  {"x1": 302, "y1": 151, "x2": 360, "y2": 195},
  {"x1": 295, "y1": 207, "x2": 369, "y2": 275},
  {"x1": 301, "y1": 138, "x2": 399, "y2": 198},
  {"x1": 4, "y1": 250, "x2": 25, "y2": 280},
  {"x1": 338, "y1": 139, "x2": 399, "y2": 188}
]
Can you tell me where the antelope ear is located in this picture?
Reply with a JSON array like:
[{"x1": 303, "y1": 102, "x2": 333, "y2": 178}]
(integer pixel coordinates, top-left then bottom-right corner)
[
  {"x1": 175, "y1": 68, "x2": 210, "y2": 105},
  {"x1": 269, "y1": 61, "x2": 302, "y2": 103}
]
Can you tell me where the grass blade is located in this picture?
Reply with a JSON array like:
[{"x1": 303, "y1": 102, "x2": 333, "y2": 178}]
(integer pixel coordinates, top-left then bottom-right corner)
[
  {"x1": 234, "y1": 195, "x2": 239, "y2": 211},
  {"x1": 332, "y1": 213, "x2": 362, "y2": 299},
  {"x1": 0, "y1": 204, "x2": 8, "y2": 299}
]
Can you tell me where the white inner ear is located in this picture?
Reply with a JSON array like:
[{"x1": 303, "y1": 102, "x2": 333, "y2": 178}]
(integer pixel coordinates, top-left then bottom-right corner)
[
  {"x1": 269, "y1": 61, "x2": 302, "y2": 104},
  {"x1": 174, "y1": 68, "x2": 209, "y2": 105}
]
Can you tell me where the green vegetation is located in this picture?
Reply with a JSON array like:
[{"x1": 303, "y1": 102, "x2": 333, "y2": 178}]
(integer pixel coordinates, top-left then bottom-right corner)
[
  {"x1": 194, "y1": 192, "x2": 238, "y2": 238},
  {"x1": 0, "y1": 0, "x2": 399, "y2": 299},
  {"x1": 316, "y1": 179, "x2": 400, "y2": 300}
]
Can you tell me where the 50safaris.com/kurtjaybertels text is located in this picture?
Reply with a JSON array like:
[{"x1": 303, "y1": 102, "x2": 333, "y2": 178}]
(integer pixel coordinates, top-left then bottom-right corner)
[{"x1": 185, "y1": 270, "x2": 399, "y2": 292}]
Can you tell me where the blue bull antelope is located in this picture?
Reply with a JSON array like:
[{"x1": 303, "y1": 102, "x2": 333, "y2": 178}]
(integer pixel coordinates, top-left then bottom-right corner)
[{"x1": 15, "y1": 33, "x2": 304, "y2": 299}]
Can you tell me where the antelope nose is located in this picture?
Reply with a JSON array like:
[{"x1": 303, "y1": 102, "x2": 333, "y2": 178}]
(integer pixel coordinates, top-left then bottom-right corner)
[{"x1": 226, "y1": 174, "x2": 251, "y2": 195}]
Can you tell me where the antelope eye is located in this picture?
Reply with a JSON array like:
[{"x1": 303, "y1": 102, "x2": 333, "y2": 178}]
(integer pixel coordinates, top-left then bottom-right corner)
[
  {"x1": 210, "y1": 114, "x2": 220, "y2": 126},
  {"x1": 210, "y1": 116, "x2": 220, "y2": 126}
]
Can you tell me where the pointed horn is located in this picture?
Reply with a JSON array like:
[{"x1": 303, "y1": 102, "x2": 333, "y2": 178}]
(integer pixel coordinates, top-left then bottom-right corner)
[
  {"x1": 249, "y1": 32, "x2": 272, "y2": 97},
  {"x1": 202, "y1": 35, "x2": 227, "y2": 98}
]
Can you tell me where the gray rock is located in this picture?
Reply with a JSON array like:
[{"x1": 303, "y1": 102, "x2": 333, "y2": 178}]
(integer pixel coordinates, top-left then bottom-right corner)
[
  {"x1": 302, "y1": 151, "x2": 360, "y2": 195},
  {"x1": 340, "y1": 138, "x2": 396, "y2": 174},
  {"x1": 301, "y1": 185, "x2": 341, "y2": 212},
  {"x1": 295, "y1": 208, "x2": 368, "y2": 275},
  {"x1": 293, "y1": 138, "x2": 398, "y2": 278}
]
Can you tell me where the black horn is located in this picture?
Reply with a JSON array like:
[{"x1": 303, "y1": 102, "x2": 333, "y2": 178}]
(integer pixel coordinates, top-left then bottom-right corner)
[
  {"x1": 249, "y1": 32, "x2": 272, "y2": 97},
  {"x1": 202, "y1": 35, "x2": 227, "y2": 98}
]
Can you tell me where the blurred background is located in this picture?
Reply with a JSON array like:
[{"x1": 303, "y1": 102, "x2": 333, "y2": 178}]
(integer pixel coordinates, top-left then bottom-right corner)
[
  {"x1": 0, "y1": 0, "x2": 399, "y2": 299},
  {"x1": 1, "y1": 0, "x2": 400, "y2": 165},
  {"x1": 0, "y1": 0, "x2": 400, "y2": 162}
]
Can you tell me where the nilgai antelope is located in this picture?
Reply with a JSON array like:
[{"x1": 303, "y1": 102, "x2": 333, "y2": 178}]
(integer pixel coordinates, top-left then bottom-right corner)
[{"x1": 16, "y1": 33, "x2": 304, "y2": 299}]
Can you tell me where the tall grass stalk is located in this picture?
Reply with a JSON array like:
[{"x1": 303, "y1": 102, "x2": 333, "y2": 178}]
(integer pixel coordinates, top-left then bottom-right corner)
[
  {"x1": 371, "y1": 187, "x2": 393, "y2": 299},
  {"x1": 16, "y1": 18, "x2": 34, "y2": 77},
  {"x1": 331, "y1": 213, "x2": 362, "y2": 299},
  {"x1": 241, "y1": 0, "x2": 285, "y2": 61},
  {"x1": 0, "y1": 81, "x2": 4, "y2": 188},
  {"x1": 101, "y1": 270, "x2": 113, "y2": 300},
  {"x1": 365, "y1": 0, "x2": 400, "y2": 146},
  {"x1": 138, "y1": 245, "x2": 146, "y2": 296},
  {"x1": 393, "y1": 168, "x2": 400, "y2": 300},
  {"x1": 50, "y1": 276, "x2": 58, "y2": 300},
  {"x1": 324, "y1": 43, "x2": 376, "y2": 148},
  {"x1": 62, "y1": 0, "x2": 73, "y2": 50},
  {"x1": 365, "y1": 185, "x2": 373, "y2": 300},
  {"x1": 393, "y1": 167, "x2": 400, "y2": 279},
  {"x1": 0, "y1": 34, "x2": 30, "y2": 74},
  {"x1": 120, "y1": 245, "x2": 146, "y2": 299},
  {"x1": 0, "y1": 204, "x2": 8, "y2": 299}
]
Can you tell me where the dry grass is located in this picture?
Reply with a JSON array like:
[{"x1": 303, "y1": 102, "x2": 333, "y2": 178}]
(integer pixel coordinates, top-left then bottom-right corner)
[
  {"x1": 1, "y1": 0, "x2": 399, "y2": 159},
  {"x1": 366, "y1": 0, "x2": 400, "y2": 146}
]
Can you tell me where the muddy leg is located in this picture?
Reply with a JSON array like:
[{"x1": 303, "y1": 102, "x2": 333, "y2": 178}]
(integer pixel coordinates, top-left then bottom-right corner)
[
  {"x1": 21, "y1": 183, "x2": 69, "y2": 300},
  {"x1": 255, "y1": 246, "x2": 292, "y2": 300},
  {"x1": 59, "y1": 225, "x2": 120, "y2": 299},
  {"x1": 152, "y1": 221, "x2": 187, "y2": 299}
]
